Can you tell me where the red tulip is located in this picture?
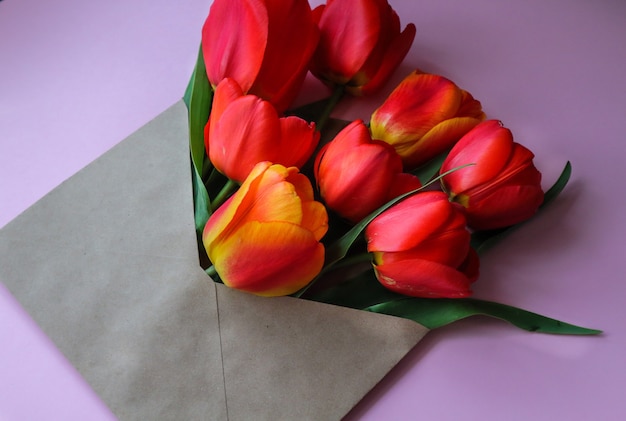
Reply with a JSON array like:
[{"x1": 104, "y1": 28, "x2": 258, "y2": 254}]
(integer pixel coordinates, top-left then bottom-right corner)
[
  {"x1": 309, "y1": 0, "x2": 416, "y2": 95},
  {"x1": 202, "y1": 0, "x2": 319, "y2": 112},
  {"x1": 314, "y1": 120, "x2": 422, "y2": 223},
  {"x1": 370, "y1": 70, "x2": 485, "y2": 169},
  {"x1": 365, "y1": 191, "x2": 479, "y2": 298},
  {"x1": 203, "y1": 162, "x2": 328, "y2": 297},
  {"x1": 440, "y1": 120, "x2": 544, "y2": 230},
  {"x1": 205, "y1": 78, "x2": 320, "y2": 183}
]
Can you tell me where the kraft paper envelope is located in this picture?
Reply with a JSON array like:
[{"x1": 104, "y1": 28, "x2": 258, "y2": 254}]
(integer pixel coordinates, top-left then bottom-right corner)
[{"x1": 0, "y1": 101, "x2": 428, "y2": 420}]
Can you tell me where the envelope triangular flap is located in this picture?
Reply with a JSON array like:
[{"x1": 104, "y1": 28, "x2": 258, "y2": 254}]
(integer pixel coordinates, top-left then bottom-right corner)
[
  {"x1": 0, "y1": 100, "x2": 427, "y2": 420},
  {"x1": 0, "y1": 102, "x2": 227, "y2": 420},
  {"x1": 216, "y1": 284, "x2": 426, "y2": 420}
]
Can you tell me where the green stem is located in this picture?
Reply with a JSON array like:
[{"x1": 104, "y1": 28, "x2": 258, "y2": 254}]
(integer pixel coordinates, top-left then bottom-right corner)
[
  {"x1": 316, "y1": 84, "x2": 345, "y2": 133},
  {"x1": 205, "y1": 265, "x2": 217, "y2": 277},
  {"x1": 211, "y1": 179, "x2": 238, "y2": 209}
]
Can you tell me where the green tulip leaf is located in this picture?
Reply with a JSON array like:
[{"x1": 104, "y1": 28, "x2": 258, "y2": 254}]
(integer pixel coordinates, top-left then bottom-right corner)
[
  {"x1": 183, "y1": 45, "x2": 214, "y2": 233},
  {"x1": 471, "y1": 161, "x2": 572, "y2": 253},
  {"x1": 308, "y1": 269, "x2": 600, "y2": 334},
  {"x1": 541, "y1": 160, "x2": 572, "y2": 206},
  {"x1": 365, "y1": 297, "x2": 601, "y2": 335}
]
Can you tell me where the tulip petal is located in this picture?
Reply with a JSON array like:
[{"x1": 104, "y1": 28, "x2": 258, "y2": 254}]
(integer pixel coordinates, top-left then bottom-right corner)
[
  {"x1": 278, "y1": 116, "x2": 319, "y2": 169},
  {"x1": 301, "y1": 201, "x2": 329, "y2": 241},
  {"x1": 385, "y1": 172, "x2": 422, "y2": 202},
  {"x1": 404, "y1": 116, "x2": 483, "y2": 168},
  {"x1": 202, "y1": 0, "x2": 268, "y2": 92},
  {"x1": 315, "y1": 120, "x2": 405, "y2": 222},
  {"x1": 213, "y1": 220, "x2": 325, "y2": 296},
  {"x1": 285, "y1": 170, "x2": 315, "y2": 201},
  {"x1": 251, "y1": 0, "x2": 319, "y2": 112},
  {"x1": 374, "y1": 259, "x2": 473, "y2": 298},
  {"x1": 357, "y1": 22, "x2": 416, "y2": 95},
  {"x1": 313, "y1": 0, "x2": 381, "y2": 82},
  {"x1": 347, "y1": 0, "x2": 397, "y2": 89},
  {"x1": 457, "y1": 89, "x2": 486, "y2": 119},
  {"x1": 209, "y1": 95, "x2": 281, "y2": 182},
  {"x1": 366, "y1": 192, "x2": 453, "y2": 251},
  {"x1": 203, "y1": 162, "x2": 273, "y2": 248},
  {"x1": 371, "y1": 72, "x2": 462, "y2": 148},
  {"x1": 377, "y1": 227, "x2": 470, "y2": 268},
  {"x1": 240, "y1": 173, "x2": 304, "y2": 226},
  {"x1": 206, "y1": 79, "x2": 246, "y2": 155},
  {"x1": 465, "y1": 184, "x2": 544, "y2": 230},
  {"x1": 442, "y1": 120, "x2": 514, "y2": 192},
  {"x1": 319, "y1": 142, "x2": 401, "y2": 222},
  {"x1": 210, "y1": 78, "x2": 245, "y2": 130}
]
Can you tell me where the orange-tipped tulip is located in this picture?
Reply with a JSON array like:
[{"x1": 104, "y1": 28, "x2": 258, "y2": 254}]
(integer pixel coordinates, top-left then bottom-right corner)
[
  {"x1": 202, "y1": 0, "x2": 319, "y2": 113},
  {"x1": 370, "y1": 70, "x2": 486, "y2": 169},
  {"x1": 366, "y1": 191, "x2": 479, "y2": 298},
  {"x1": 440, "y1": 120, "x2": 544, "y2": 230},
  {"x1": 310, "y1": 0, "x2": 416, "y2": 95},
  {"x1": 203, "y1": 162, "x2": 328, "y2": 297},
  {"x1": 314, "y1": 120, "x2": 422, "y2": 223},
  {"x1": 205, "y1": 78, "x2": 319, "y2": 183}
]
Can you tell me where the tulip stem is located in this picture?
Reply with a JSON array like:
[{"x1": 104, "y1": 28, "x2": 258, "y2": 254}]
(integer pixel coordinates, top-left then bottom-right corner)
[
  {"x1": 206, "y1": 265, "x2": 217, "y2": 277},
  {"x1": 316, "y1": 85, "x2": 345, "y2": 132},
  {"x1": 211, "y1": 179, "x2": 238, "y2": 209}
]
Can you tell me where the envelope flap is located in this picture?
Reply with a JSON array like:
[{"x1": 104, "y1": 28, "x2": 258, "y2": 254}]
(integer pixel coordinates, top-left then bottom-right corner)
[
  {"x1": 217, "y1": 283, "x2": 427, "y2": 420},
  {"x1": 0, "y1": 102, "x2": 227, "y2": 420}
]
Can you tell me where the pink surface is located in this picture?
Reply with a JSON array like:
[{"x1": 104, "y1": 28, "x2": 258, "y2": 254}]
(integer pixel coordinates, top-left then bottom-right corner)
[{"x1": 1, "y1": 0, "x2": 624, "y2": 419}]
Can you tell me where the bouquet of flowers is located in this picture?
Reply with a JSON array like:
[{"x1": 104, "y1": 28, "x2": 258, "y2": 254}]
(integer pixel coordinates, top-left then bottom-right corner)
[{"x1": 185, "y1": 0, "x2": 599, "y2": 334}]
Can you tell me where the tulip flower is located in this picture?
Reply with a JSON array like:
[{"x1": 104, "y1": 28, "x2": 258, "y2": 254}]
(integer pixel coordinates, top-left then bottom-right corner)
[
  {"x1": 370, "y1": 70, "x2": 486, "y2": 170},
  {"x1": 314, "y1": 120, "x2": 422, "y2": 223},
  {"x1": 440, "y1": 120, "x2": 544, "y2": 231},
  {"x1": 202, "y1": 0, "x2": 319, "y2": 113},
  {"x1": 309, "y1": 0, "x2": 416, "y2": 95},
  {"x1": 365, "y1": 191, "x2": 479, "y2": 298},
  {"x1": 203, "y1": 162, "x2": 328, "y2": 297},
  {"x1": 205, "y1": 78, "x2": 320, "y2": 183}
]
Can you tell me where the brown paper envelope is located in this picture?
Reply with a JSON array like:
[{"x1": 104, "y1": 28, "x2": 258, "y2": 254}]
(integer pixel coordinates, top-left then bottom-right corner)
[{"x1": 0, "y1": 101, "x2": 428, "y2": 420}]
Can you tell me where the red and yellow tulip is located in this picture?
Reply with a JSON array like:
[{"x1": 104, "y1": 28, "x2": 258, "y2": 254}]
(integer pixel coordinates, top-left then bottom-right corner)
[
  {"x1": 370, "y1": 70, "x2": 485, "y2": 169},
  {"x1": 203, "y1": 162, "x2": 328, "y2": 297},
  {"x1": 314, "y1": 120, "x2": 421, "y2": 223},
  {"x1": 202, "y1": 0, "x2": 319, "y2": 113},
  {"x1": 440, "y1": 120, "x2": 544, "y2": 230},
  {"x1": 309, "y1": 0, "x2": 415, "y2": 95},
  {"x1": 205, "y1": 78, "x2": 319, "y2": 183},
  {"x1": 365, "y1": 191, "x2": 479, "y2": 298}
]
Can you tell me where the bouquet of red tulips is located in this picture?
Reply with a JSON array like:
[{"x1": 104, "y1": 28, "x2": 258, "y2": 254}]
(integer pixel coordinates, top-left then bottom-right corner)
[{"x1": 185, "y1": 0, "x2": 598, "y2": 334}]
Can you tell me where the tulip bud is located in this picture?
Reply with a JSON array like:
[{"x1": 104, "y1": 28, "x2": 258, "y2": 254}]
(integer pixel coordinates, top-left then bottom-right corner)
[
  {"x1": 203, "y1": 162, "x2": 328, "y2": 297},
  {"x1": 370, "y1": 70, "x2": 486, "y2": 170},
  {"x1": 314, "y1": 120, "x2": 422, "y2": 223},
  {"x1": 202, "y1": 0, "x2": 319, "y2": 113},
  {"x1": 365, "y1": 191, "x2": 479, "y2": 298},
  {"x1": 310, "y1": 0, "x2": 416, "y2": 95},
  {"x1": 440, "y1": 120, "x2": 544, "y2": 230},
  {"x1": 205, "y1": 78, "x2": 319, "y2": 183}
]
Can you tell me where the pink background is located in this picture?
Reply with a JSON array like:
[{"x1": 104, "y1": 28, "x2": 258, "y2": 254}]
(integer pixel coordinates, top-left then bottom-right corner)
[{"x1": 1, "y1": 0, "x2": 624, "y2": 419}]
